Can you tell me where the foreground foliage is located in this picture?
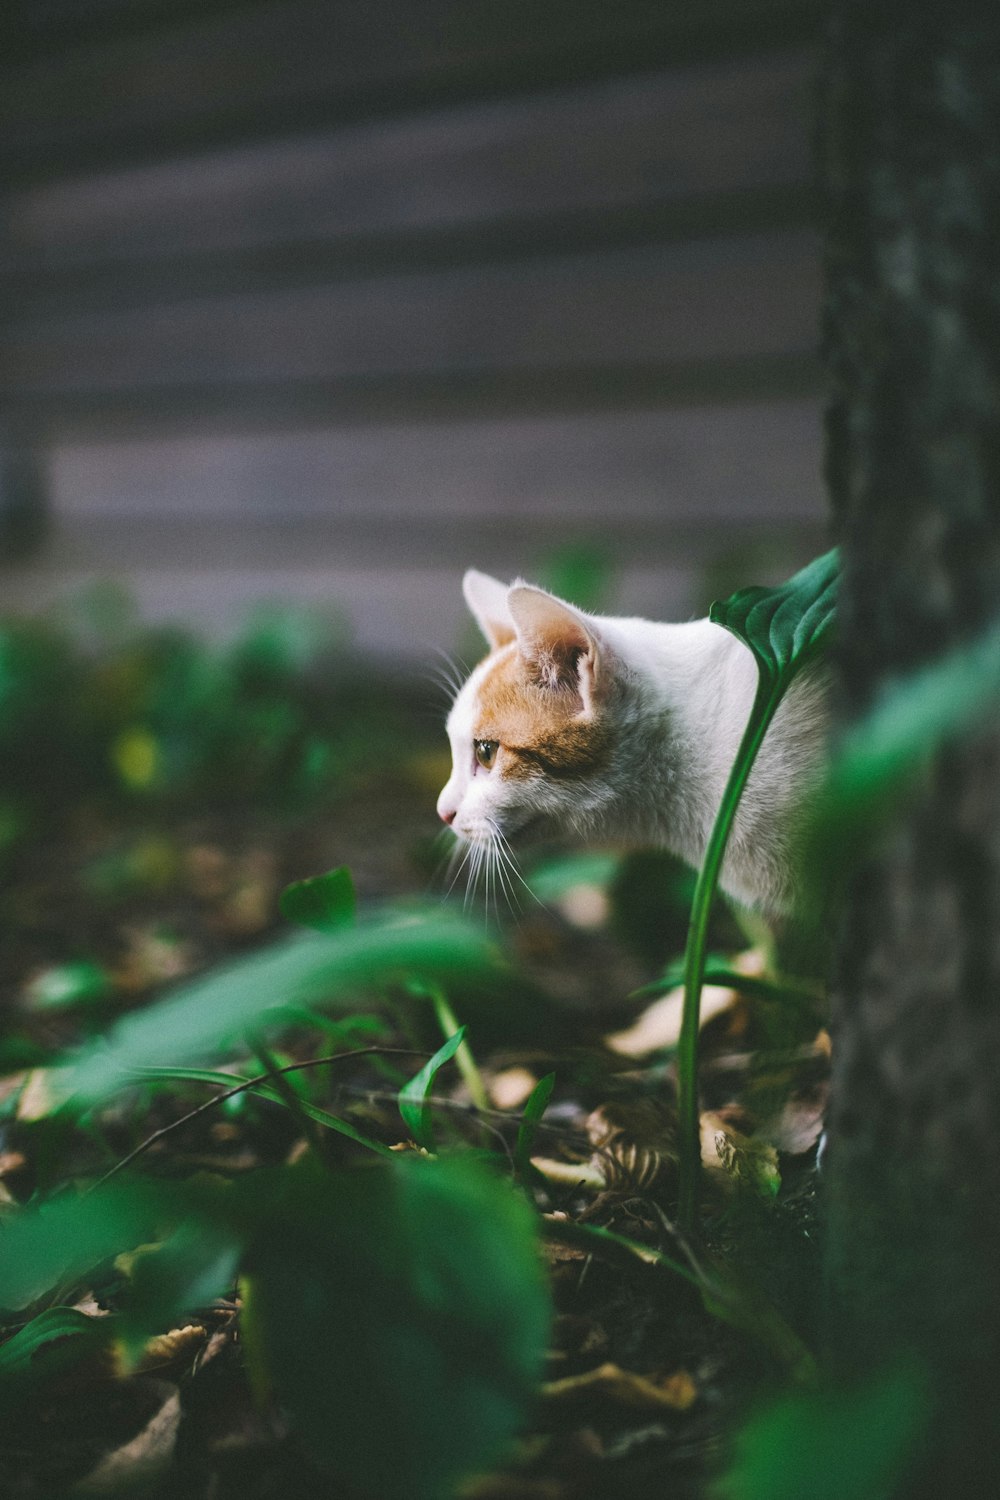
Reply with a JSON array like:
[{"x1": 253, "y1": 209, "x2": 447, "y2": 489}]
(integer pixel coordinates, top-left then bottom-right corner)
[{"x1": 3, "y1": 569, "x2": 998, "y2": 1497}]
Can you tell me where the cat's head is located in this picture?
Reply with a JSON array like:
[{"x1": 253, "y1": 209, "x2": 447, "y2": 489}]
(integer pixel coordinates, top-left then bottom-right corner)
[{"x1": 436, "y1": 570, "x2": 620, "y2": 850}]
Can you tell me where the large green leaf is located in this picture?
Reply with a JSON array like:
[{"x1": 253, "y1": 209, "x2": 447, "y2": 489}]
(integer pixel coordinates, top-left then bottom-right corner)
[
  {"x1": 118, "y1": 1217, "x2": 242, "y2": 1361},
  {"x1": 241, "y1": 1155, "x2": 550, "y2": 1500},
  {"x1": 0, "y1": 1179, "x2": 173, "y2": 1313},
  {"x1": 812, "y1": 618, "x2": 1000, "y2": 851},
  {"x1": 710, "y1": 548, "x2": 839, "y2": 686},
  {"x1": 716, "y1": 1363, "x2": 928, "y2": 1500},
  {"x1": 61, "y1": 905, "x2": 500, "y2": 1103},
  {"x1": 0, "y1": 1178, "x2": 244, "y2": 1348}
]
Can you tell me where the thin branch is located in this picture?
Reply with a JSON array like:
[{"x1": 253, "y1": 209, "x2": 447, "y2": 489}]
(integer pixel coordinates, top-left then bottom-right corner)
[{"x1": 92, "y1": 1046, "x2": 432, "y2": 1189}]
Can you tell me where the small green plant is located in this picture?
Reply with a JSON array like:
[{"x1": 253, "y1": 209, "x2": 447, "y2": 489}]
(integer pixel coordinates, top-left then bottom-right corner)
[
  {"x1": 676, "y1": 549, "x2": 839, "y2": 1228},
  {"x1": 0, "y1": 880, "x2": 553, "y2": 1497}
]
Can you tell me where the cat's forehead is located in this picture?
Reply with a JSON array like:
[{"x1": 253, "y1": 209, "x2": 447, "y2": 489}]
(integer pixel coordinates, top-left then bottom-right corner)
[{"x1": 451, "y1": 645, "x2": 610, "y2": 774}]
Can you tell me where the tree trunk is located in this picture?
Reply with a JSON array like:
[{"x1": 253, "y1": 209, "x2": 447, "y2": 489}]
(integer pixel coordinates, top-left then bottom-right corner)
[{"x1": 821, "y1": 1, "x2": 1000, "y2": 1492}]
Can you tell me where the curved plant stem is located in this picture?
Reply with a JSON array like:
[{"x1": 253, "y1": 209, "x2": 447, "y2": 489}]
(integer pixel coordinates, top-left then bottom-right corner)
[{"x1": 677, "y1": 670, "x2": 784, "y2": 1230}]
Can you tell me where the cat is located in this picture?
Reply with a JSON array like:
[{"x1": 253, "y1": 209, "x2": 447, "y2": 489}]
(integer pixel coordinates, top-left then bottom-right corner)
[{"x1": 437, "y1": 570, "x2": 829, "y2": 915}]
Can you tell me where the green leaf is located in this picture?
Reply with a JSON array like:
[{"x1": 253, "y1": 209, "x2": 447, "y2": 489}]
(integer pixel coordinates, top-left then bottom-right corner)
[
  {"x1": 23, "y1": 961, "x2": 113, "y2": 1012},
  {"x1": 118, "y1": 1218, "x2": 242, "y2": 1361},
  {"x1": 414, "y1": 981, "x2": 489, "y2": 1113},
  {"x1": 526, "y1": 850, "x2": 621, "y2": 902},
  {"x1": 129, "y1": 1064, "x2": 395, "y2": 1157},
  {"x1": 61, "y1": 904, "x2": 499, "y2": 1103},
  {"x1": 632, "y1": 958, "x2": 820, "y2": 1009},
  {"x1": 715, "y1": 1363, "x2": 928, "y2": 1500},
  {"x1": 710, "y1": 547, "x2": 839, "y2": 686},
  {"x1": 808, "y1": 619, "x2": 1000, "y2": 869},
  {"x1": 515, "y1": 1072, "x2": 556, "y2": 1178},
  {"x1": 241, "y1": 1155, "x2": 550, "y2": 1500},
  {"x1": 0, "y1": 1307, "x2": 111, "y2": 1410},
  {"x1": 279, "y1": 866, "x2": 356, "y2": 933},
  {"x1": 0, "y1": 1180, "x2": 172, "y2": 1313},
  {"x1": 538, "y1": 544, "x2": 612, "y2": 612},
  {"x1": 398, "y1": 1028, "x2": 466, "y2": 1150}
]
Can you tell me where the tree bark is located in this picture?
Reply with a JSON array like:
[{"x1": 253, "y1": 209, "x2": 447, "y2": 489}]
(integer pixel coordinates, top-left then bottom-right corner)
[{"x1": 821, "y1": 1, "x2": 1000, "y2": 1492}]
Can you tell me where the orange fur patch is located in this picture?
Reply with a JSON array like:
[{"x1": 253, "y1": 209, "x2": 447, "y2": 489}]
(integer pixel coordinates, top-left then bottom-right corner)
[{"x1": 474, "y1": 648, "x2": 611, "y2": 779}]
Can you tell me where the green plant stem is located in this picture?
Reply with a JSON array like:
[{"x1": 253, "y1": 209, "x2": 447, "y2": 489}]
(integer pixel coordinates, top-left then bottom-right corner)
[
  {"x1": 677, "y1": 670, "x2": 784, "y2": 1231},
  {"x1": 430, "y1": 985, "x2": 490, "y2": 1114}
]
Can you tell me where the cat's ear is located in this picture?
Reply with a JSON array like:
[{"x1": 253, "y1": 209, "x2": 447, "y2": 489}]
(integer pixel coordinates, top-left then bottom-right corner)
[
  {"x1": 507, "y1": 583, "x2": 603, "y2": 714},
  {"x1": 463, "y1": 570, "x2": 517, "y2": 649}
]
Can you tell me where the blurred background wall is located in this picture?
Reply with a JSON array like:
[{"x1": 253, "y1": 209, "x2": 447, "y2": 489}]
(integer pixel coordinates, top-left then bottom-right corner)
[{"x1": 0, "y1": 0, "x2": 829, "y2": 656}]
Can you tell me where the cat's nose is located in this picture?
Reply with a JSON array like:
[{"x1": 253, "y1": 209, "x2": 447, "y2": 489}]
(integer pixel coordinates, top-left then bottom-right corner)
[{"x1": 439, "y1": 806, "x2": 456, "y2": 826}]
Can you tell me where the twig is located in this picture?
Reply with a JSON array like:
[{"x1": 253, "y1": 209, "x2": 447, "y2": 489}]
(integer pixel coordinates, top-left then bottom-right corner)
[{"x1": 92, "y1": 1047, "x2": 432, "y2": 1189}]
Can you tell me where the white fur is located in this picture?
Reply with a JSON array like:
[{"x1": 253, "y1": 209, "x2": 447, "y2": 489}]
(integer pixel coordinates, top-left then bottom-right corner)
[{"x1": 438, "y1": 573, "x2": 829, "y2": 913}]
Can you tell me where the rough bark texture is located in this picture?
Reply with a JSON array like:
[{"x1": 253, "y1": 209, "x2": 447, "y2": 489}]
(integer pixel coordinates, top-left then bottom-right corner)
[{"x1": 821, "y1": 1, "x2": 1000, "y2": 1492}]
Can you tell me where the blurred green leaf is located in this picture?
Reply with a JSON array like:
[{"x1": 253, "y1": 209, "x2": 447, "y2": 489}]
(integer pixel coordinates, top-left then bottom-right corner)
[
  {"x1": 118, "y1": 1218, "x2": 241, "y2": 1361},
  {"x1": 399, "y1": 1028, "x2": 466, "y2": 1150},
  {"x1": 715, "y1": 1364, "x2": 928, "y2": 1500},
  {"x1": 62, "y1": 905, "x2": 500, "y2": 1104},
  {"x1": 0, "y1": 1307, "x2": 111, "y2": 1410},
  {"x1": 538, "y1": 544, "x2": 612, "y2": 613},
  {"x1": 23, "y1": 961, "x2": 114, "y2": 1013},
  {"x1": 527, "y1": 850, "x2": 621, "y2": 902},
  {"x1": 632, "y1": 957, "x2": 820, "y2": 1009},
  {"x1": 279, "y1": 866, "x2": 357, "y2": 933},
  {"x1": 809, "y1": 620, "x2": 1000, "y2": 872},
  {"x1": 227, "y1": 603, "x2": 343, "y2": 681},
  {"x1": 241, "y1": 1155, "x2": 550, "y2": 1500},
  {"x1": 0, "y1": 1180, "x2": 171, "y2": 1313},
  {"x1": 710, "y1": 548, "x2": 838, "y2": 687},
  {"x1": 610, "y1": 849, "x2": 697, "y2": 968}
]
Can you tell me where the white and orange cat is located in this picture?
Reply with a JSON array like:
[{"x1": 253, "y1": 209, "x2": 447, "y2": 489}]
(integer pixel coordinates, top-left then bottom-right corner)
[{"x1": 437, "y1": 570, "x2": 828, "y2": 914}]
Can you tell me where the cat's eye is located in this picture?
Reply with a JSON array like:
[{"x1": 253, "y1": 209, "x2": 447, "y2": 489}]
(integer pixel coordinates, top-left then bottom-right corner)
[{"x1": 474, "y1": 739, "x2": 498, "y2": 771}]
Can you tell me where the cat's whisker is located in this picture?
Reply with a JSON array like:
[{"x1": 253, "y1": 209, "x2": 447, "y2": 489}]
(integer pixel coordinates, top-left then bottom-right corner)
[
  {"x1": 495, "y1": 827, "x2": 546, "y2": 910},
  {"x1": 443, "y1": 838, "x2": 473, "y2": 899},
  {"x1": 463, "y1": 840, "x2": 485, "y2": 911},
  {"x1": 422, "y1": 646, "x2": 471, "y2": 704},
  {"x1": 487, "y1": 823, "x2": 523, "y2": 917}
]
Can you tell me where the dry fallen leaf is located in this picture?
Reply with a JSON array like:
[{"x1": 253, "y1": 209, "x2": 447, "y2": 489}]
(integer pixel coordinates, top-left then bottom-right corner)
[
  {"x1": 701, "y1": 1110, "x2": 781, "y2": 1197},
  {"x1": 16, "y1": 1067, "x2": 73, "y2": 1121},
  {"x1": 605, "y1": 984, "x2": 740, "y2": 1058},
  {"x1": 461, "y1": 1472, "x2": 568, "y2": 1500},
  {"x1": 542, "y1": 1361, "x2": 698, "y2": 1413},
  {"x1": 131, "y1": 1324, "x2": 208, "y2": 1374},
  {"x1": 586, "y1": 1098, "x2": 679, "y2": 1192},
  {"x1": 759, "y1": 1077, "x2": 829, "y2": 1156},
  {"x1": 114, "y1": 924, "x2": 193, "y2": 993},
  {"x1": 488, "y1": 1067, "x2": 539, "y2": 1111},
  {"x1": 530, "y1": 1157, "x2": 606, "y2": 1190}
]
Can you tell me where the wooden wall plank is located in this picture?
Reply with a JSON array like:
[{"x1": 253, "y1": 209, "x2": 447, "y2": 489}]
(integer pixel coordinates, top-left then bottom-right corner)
[
  {"x1": 4, "y1": 231, "x2": 820, "y2": 399},
  {"x1": 50, "y1": 400, "x2": 825, "y2": 525},
  {"x1": 5, "y1": 52, "x2": 812, "y2": 267},
  {"x1": 2, "y1": 0, "x2": 822, "y2": 183}
]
